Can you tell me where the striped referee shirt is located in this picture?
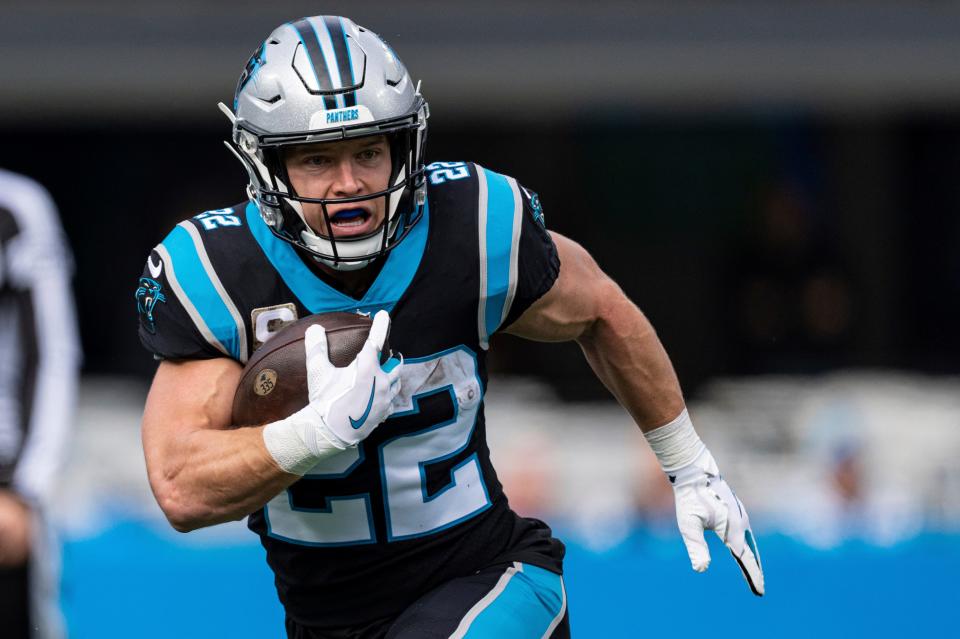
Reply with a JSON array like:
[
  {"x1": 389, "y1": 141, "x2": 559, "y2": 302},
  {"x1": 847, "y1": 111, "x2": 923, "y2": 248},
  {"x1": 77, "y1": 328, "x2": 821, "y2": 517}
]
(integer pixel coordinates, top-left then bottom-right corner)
[{"x1": 0, "y1": 169, "x2": 80, "y2": 505}]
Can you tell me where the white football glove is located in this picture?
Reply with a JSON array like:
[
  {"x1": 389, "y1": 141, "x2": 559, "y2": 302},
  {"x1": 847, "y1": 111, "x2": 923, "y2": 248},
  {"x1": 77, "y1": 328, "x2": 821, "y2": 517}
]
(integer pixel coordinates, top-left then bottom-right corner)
[
  {"x1": 296, "y1": 309, "x2": 402, "y2": 450},
  {"x1": 669, "y1": 447, "x2": 765, "y2": 596},
  {"x1": 262, "y1": 310, "x2": 402, "y2": 474}
]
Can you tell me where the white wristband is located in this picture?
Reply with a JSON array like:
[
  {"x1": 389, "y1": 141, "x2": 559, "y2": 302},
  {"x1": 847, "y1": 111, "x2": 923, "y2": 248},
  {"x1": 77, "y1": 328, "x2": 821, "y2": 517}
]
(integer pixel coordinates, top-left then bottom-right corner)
[
  {"x1": 643, "y1": 409, "x2": 705, "y2": 473},
  {"x1": 262, "y1": 408, "x2": 345, "y2": 476}
]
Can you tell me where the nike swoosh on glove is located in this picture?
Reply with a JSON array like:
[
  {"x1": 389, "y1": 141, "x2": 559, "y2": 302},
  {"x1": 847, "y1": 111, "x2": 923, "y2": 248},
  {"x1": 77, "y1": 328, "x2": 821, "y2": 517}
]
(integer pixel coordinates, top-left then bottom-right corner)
[
  {"x1": 298, "y1": 310, "x2": 403, "y2": 450},
  {"x1": 670, "y1": 448, "x2": 765, "y2": 596}
]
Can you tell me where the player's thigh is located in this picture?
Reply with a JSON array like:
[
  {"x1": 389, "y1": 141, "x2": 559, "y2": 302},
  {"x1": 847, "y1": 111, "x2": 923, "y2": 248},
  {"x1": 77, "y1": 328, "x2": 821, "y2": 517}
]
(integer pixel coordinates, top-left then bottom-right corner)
[{"x1": 386, "y1": 562, "x2": 568, "y2": 639}]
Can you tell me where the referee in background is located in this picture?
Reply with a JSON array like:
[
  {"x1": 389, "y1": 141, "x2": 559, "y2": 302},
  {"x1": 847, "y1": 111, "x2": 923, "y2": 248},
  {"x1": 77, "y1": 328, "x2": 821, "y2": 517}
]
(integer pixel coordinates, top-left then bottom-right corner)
[{"x1": 0, "y1": 169, "x2": 80, "y2": 639}]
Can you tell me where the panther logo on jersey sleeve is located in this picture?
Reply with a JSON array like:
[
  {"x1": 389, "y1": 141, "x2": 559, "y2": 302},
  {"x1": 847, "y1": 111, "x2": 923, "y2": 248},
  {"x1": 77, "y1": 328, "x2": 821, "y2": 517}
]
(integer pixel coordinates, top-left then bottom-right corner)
[{"x1": 136, "y1": 277, "x2": 166, "y2": 334}]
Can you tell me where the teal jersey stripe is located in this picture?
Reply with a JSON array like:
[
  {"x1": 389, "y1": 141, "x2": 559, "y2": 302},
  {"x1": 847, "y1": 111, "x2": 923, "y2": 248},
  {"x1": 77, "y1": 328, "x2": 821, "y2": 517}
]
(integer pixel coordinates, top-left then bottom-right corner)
[
  {"x1": 161, "y1": 225, "x2": 241, "y2": 359},
  {"x1": 481, "y1": 168, "x2": 520, "y2": 341},
  {"x1": 460, "y1": 564, "x2": 565, "y2": 638},
  {"x1": 246, "y1": 201, "x2": 429, "y2": 315}
]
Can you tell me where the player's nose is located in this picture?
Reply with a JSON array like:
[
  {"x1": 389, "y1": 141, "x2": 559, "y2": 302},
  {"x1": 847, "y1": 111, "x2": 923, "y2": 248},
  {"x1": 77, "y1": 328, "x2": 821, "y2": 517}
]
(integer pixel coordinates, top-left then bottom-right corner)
[{"x1": 331, "y1": 158, "x2": 362, "y2": 195}]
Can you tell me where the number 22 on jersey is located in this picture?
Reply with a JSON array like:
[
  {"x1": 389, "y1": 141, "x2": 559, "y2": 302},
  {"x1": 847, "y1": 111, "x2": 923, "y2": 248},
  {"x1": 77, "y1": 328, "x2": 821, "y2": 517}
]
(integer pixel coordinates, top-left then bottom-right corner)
[
  {"x1": 263, "y1": 347, "x2": 491, "y2": 545},
  {"x1": 427, "y1": 161, "x2": 470, "y2": 185}
]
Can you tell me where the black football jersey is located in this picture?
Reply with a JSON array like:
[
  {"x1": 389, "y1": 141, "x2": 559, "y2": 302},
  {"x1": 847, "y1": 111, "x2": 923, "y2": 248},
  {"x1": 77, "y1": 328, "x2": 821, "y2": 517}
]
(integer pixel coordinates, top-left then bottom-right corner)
[{"x1": 137, "y1": 161, "x2": 564, "y2": 628}]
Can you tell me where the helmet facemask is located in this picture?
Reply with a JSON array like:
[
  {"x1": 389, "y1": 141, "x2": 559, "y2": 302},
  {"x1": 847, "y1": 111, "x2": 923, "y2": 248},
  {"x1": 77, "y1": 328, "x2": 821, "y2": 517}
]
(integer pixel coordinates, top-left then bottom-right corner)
[{"x1": 226, "y1": 103, "x2": 427, "y2": 271}]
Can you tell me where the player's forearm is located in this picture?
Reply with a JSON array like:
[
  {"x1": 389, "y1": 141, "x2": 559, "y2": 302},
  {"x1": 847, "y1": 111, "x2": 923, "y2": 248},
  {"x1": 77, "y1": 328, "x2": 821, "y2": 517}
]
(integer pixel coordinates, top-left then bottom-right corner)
[
  {"x1": 148, "y1": 424, "x2": 297, "y2": 532},
  {"x1": 142, "y1": 359, "x2": 298, "y2": 532},
  {"x1": 577, "y1": 285, "x2": 686, "y2": 431}
]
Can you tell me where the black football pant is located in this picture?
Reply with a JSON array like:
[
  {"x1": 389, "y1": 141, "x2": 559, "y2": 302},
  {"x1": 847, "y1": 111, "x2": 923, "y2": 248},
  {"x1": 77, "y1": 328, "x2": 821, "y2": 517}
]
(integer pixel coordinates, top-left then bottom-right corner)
[
  {"x1": 286, "y1": 562, "x2": 570, "y2": 639},
  {"x1": 0, "y1": 562, "x2": 30, "y2": 639}
]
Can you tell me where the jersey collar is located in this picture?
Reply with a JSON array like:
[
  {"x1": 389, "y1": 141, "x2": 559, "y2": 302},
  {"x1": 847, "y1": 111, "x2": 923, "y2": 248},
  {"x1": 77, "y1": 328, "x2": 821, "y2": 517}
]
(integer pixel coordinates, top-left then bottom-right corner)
[{"x1": 246, "y1": 200, "x2": 429, "y2": 314}]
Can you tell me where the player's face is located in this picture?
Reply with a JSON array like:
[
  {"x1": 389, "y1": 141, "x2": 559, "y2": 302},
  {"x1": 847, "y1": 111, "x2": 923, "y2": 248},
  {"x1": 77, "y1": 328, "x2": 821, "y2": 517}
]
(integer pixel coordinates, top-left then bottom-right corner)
[{"x1": 283, "y1": 136, "x2": 391, "y2": 238}]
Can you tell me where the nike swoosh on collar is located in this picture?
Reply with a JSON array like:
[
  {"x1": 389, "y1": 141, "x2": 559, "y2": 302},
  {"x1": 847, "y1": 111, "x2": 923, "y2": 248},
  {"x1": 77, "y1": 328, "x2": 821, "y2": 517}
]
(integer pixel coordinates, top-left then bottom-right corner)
[{"x1": 349, "y1": 379, "x2": 376, "y2": 430}]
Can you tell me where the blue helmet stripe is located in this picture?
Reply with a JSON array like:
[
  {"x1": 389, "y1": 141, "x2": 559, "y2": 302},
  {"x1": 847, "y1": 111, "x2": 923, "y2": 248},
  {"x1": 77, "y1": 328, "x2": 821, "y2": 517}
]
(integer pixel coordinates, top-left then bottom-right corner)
[
  {"x1": 289, "y1": 19, "x2": 338, "y2": 110},
  {"x1": 327, "y1": 16, "x2": 358, "y2": 108},
  {"x1": 312, "y1": 18, "x2": 345, "y2": 110}
]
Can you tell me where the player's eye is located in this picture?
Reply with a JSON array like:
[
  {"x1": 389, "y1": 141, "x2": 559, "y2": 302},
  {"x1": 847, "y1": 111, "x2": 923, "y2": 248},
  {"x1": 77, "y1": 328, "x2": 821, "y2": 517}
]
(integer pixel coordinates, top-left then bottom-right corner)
[
  {"x1": 357, "y1": 148, "x2": 381, "y2": 163},
  {"x1": 303, "y1": 155, "x2": 332, "y2": 168}
]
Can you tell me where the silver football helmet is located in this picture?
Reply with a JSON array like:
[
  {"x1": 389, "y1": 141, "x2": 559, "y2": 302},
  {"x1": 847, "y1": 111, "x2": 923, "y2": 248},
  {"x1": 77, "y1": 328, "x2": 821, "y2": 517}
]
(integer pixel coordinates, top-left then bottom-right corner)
[{"x1": 221, "y1": 16, "x2": 428, "y2": 270}]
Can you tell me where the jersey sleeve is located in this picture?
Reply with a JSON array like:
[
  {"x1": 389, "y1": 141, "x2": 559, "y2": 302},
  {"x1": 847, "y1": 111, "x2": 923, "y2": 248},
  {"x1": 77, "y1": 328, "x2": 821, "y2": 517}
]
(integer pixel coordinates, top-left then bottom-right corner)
[
  {"x1": 136, "y1": 220, "x2": 246, "y2": 362},
  {"x1": 473, "y1": 166, "x2": 560, "y2": 348},
  {"x1": 500, "y1": 185, "x2": 560, "y2": 329},
  {"x1": 136, "y1": 247, "x2": 218, "y2": 360}
]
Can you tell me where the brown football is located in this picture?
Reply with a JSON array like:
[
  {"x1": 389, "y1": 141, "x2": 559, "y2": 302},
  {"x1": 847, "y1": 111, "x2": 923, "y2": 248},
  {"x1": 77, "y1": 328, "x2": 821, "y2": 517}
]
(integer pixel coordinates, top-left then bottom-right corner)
[{"x1": 232, "y1": 311, "x2": 380, "y2": 426}]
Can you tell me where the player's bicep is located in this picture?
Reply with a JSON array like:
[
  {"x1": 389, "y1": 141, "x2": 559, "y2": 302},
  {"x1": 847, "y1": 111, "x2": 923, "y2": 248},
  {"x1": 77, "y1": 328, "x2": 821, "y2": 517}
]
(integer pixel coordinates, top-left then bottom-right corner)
[
  {"x1": 504, "y1": 232, "x2": 613, "y2": 342},
  {"x1": 141, "y1": 358, "x2": 243, "y2": 478}
]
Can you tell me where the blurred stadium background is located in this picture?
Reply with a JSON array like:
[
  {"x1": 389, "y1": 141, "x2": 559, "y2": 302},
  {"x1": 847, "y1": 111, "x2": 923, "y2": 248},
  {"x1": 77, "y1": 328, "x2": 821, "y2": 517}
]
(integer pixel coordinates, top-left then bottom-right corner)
[{"x1": 4, "y1": 1, "x2": 959, "y2": 636}]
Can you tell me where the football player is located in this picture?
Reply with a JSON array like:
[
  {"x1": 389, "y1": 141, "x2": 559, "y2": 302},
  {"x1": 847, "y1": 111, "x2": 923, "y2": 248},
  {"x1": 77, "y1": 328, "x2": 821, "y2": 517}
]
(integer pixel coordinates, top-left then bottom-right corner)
[{"x1": 138, "y1": 16, "x2": 763, "y2": 639}]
